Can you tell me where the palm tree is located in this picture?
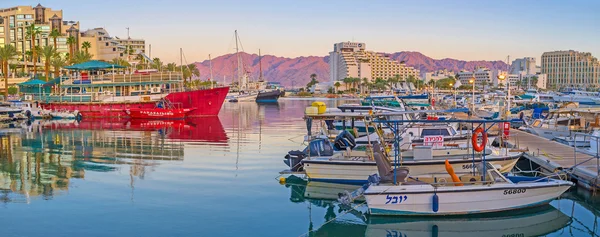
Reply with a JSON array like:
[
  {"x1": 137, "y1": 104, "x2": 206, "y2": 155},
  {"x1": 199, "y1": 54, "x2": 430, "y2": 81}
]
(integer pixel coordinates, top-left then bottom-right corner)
[
  {"x1": 388, "y1": 74, "x2": 400, "y2": 89},
  {"x1": 51, "y1": 54, "x2": 67, "y2": 78},
  {"x1": 334, "y1": 81, "x2": 341, "y2": 93},
  {"x1": 66, "y1": 36, "x2": 76, "y2": 62},
  {"x1": 166, "y1": 63, "x2": 177, "y2": 72},
  {"x1": 40, "y1": 46, "x2": 57, "y2": 81},
  {"x1": 110, "y1": 57, "x2": 130, "y2": 67},
  {"x1": 49, "y1": 29, "x2": 61, "y2": 49},
  {"x1": 152, "y1": 58, "x2": 163, "y2": 71},
  {"x1": 25, "y1": 24, "x2": 42, "y2": 77},
  {"x1": 0, "y1": 44, "x2": 18, "y2": 97},
  {"x1": 71, "y1": 50, "x2": 93, "y2": 64},
  {"x1": 342, "y1": 77, "x2": 353, "y2": 92},
  {"x1": 81, "y1": 41, "x2": 92, "y2": 54}
]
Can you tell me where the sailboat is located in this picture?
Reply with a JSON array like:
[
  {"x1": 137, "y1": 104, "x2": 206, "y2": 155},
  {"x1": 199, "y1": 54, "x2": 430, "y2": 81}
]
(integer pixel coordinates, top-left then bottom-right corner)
[
  {"x1": 229, "y1": 30, "x2": 258, "y2": 102},
  {"x1": 255, "y1": 49, "x2": 282, "y2": 103}
]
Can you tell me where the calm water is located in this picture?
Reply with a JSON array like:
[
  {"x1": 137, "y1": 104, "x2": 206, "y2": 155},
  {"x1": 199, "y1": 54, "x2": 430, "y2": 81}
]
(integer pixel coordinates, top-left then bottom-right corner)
[{"x1": 0, "y1": 99, "x2": 599, "y2": 237}]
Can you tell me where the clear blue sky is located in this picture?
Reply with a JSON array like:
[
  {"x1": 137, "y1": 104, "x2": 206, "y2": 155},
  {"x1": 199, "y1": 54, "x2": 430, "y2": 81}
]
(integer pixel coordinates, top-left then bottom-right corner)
[{"x1": 6, "y1": 0, "x2": 599, "y2": 63}]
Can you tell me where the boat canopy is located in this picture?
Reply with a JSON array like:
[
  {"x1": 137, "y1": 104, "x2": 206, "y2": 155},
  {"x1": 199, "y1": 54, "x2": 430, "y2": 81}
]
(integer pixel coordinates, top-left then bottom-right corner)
[
  {"x1": 64, "y1": 60, "x2": 126, "y2": 71},
  {"x1": 18, "y1": 79, "x2": 47, "y2": 86}
]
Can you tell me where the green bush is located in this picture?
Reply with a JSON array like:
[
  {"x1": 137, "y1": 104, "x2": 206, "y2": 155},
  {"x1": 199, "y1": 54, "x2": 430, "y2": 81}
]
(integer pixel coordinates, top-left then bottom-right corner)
[
  {"x1": 7, "y1": 86, "x2": 18, "y2": 95},
  {"x1": 297, "y1": 91, "x2": 312, "y2": 97}
]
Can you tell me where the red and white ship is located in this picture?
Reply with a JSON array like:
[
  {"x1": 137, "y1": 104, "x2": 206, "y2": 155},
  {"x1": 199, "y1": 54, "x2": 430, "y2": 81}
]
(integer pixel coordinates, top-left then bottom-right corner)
[{"x1": 35, "y1": 67, "x2": 228, "y2": 118}]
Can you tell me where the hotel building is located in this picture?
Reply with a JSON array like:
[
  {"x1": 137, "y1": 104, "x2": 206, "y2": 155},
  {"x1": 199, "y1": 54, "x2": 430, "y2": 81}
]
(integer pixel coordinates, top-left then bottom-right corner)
[
  {"x1": 329, "y1": 42, "x2": 420, "y2": 83},
  {"x1": 457, "y1": 68, "x2": 500, "y2": 89},
  {"x1": 0, "y1": 4, "x2": 80, "y2": 66},
  {"x1": 79, "y1": 28, "x2": 146, "y2": 62},
  {"x1": 541, "y1": 50, "x2": 600, "y2": 88}
]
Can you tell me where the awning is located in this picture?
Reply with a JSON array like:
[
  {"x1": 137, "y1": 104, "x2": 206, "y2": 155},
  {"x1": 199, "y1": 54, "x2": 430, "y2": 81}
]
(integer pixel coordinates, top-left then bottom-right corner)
[
  {"x1": 64, "y1": 60, "x2": 126, "y2": 70},
  {"x1": 19, "y1": 79, "x2": 47, "y2": 86}
]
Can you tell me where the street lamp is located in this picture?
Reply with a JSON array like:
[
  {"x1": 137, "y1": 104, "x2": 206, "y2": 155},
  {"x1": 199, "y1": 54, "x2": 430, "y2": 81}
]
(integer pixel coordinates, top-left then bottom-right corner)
[
  {"x1": 469, "y1": 77, "x2": 475, "y2": 114},
  {"x1": 498, "y1": 74, "x2": 509, "y2": 117},
  {"x1": 449, "y1": 83, "x2": 456, "y2": 108}
]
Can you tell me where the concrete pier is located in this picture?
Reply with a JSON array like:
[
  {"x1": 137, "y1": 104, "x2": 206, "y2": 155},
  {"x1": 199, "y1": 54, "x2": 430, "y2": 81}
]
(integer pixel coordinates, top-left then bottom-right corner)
[{"x1": 510, "y1": 129, "x2": 600, "y2": 192}]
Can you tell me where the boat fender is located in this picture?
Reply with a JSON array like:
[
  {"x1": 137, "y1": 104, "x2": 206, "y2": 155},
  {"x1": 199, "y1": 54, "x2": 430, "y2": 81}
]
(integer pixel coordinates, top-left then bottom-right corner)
[
  {"x1": 25, "y1": 110, "x2": 32, "y2": 118},
  {"x1": 432, "y1": 193, "x2": 439, "y2": 213},
  {"x1": 471, "y1": 127, "x2": 487, "y2": 152},
  {"x1": 279, "y1": 177, "x2": 286, "y2": 185},
  {"x1": 444, "y1": 159, "x2": 463, "y2": 186},
  {"x1": 76, "y1": 112, "x2": 83, "y2": 121}
]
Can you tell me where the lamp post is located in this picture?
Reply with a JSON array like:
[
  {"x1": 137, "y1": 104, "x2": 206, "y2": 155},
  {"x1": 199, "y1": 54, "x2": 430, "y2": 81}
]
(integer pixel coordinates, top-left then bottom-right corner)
[
  {"x1": 469, "y1": 77, "x2": 475, "y2": 114},
  {"x1": 449, "y1": 83, "x2": 455, "y2": 108},
  {"x1": 498, "y1": 74, "x2": 508, "y2": 118}
]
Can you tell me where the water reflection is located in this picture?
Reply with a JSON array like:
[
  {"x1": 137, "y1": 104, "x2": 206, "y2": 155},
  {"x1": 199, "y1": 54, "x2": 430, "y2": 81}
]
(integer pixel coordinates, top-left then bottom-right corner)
[
  {"x1": 282, "y1": 178, "x2": 582, "y2": 237},
  {"x1": 0, "y1": 117, "x2": 227, "y2": 203}
]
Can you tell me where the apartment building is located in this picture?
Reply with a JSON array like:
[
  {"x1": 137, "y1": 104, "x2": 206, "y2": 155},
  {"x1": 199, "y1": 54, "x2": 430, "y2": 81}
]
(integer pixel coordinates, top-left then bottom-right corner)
[
  {"x1": 541, "y1": 50, "x2": 600, "y2": 88},
  {"x1": 457, "y1": 68, "x2": 499, "y2": 89},
  {"x1": 0, "y1": 4, "x2": 79, "y2": 65},
  {"x1": 79, "y1": 28, "x2": 146, "y2": 61},
  {"x1": 329, "y1": 42, "x2": 420, "y2": 83}
]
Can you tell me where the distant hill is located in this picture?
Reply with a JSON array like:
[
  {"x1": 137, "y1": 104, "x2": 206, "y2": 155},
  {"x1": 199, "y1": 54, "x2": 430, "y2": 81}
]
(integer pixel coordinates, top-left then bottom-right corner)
[{"x1": 194, "y1": 52, "x2": 508, "y2": 87}]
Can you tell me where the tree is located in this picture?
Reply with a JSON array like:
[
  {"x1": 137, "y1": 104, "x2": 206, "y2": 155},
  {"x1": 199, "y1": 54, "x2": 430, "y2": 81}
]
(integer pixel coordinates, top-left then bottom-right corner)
[
  {"x1": 7, "y1": 86, "x2": 18, "y2": 95},
  {"x1": 110, "y1": 57, "x2": 131, "y2": 67},
  {"x1": 362, "y1": 77, "x2": 370, "y2": 94},
  {"x1": 81, "y1": 41, "x2": 92, "y2": 54},
  {"x1": 0, "y1": 44, "x2": 18, "y2": 97},
  {"x1": 515, "y1": 81, "x2": 522, "y2": 90},
  {"x1": 66, "y1": 36, "x2": 76, "y2": 62},
  {"x1": 342, "y1": 77, "x2": 353, "y2": 92},
  {"x1": 40, "y1": 45, "x2": 57, "y2": 81},
  {"x1": 152, "y1": 58, "x2": 163, "y2": 71},
  {"x1": 71, "y1": 50, "x2": 93, "y2": 64},
  {"x1": 373, "y1": 78, "x2": 387, "y2": 92},
  {"x1": 388, "y1": 74, "x2": 401, "y2": 89},
  {"x1": 334, "y1": 81, "x2": 341, "y2": 93},
  {"x1": 25, "y1": 24, "x2": 42, "y2": 77},
  {"x1": 306, "y1": 74, "x2": 319, "y2": 91},
  {"x1": 51, "y1": 54, "x2": 67, "y2": 78},
  {"x1": 166, "y1": 63, "x2": 177, "y2": 72},
  {"x1": 49, "y1": 29, "x2": 61, "y2": 49}
]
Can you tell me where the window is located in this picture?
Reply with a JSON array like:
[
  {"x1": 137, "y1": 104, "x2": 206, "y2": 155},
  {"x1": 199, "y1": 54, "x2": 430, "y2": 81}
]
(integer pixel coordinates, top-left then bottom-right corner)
[
  {"x1": 421, "y1": 129, "x2": 450, "y2": 137},
  {"x1": 0, "y1": 26, "x2": 3, "y2": 34},
  {"x1": 113, "y1": 48, "x2": 116, "y2": 51},
  {"x1": 0, "y1": 38, "x2": 4, "y2": 46},
  {"x1": 106, "y1": 42, "x2": 109, "y2": 46}
]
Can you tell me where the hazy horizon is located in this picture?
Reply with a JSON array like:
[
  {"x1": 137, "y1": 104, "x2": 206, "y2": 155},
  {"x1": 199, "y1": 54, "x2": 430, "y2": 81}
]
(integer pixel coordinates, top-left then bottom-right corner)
[{"x1": 6, "y1": 0, "x2": 599, "y2": 63}]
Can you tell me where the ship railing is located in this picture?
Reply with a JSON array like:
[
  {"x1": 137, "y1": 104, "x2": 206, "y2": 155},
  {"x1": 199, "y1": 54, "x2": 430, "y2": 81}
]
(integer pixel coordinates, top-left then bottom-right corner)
[{"x1": 61, "y1": 72, "x2": 184, "y2": 85}]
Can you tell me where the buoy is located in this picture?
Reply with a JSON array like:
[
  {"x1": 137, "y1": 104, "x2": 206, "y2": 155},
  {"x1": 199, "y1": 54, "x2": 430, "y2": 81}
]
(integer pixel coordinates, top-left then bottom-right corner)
[
  {"x1": 279, "y1": 177, "x2": 286, "y2": 184},
  {"x1": 432, "y1": 193, "x2": 439, "y2": 212},
  {"x1": 472, "y1": 127, "x2": 487, "y2": 152},
  {"x1": 444, "y1": 159, "x2": 463, "y2": 186}
]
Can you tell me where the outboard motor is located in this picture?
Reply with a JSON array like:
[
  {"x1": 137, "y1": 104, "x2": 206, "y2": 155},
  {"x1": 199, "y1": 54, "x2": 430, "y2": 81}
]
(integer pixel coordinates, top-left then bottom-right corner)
[
  {"x1": 333, "y1": 130, "x2": 356, "y2": 151},
  {"x1": 284, "y1": 139, "x2": 335, "y2": 172}
]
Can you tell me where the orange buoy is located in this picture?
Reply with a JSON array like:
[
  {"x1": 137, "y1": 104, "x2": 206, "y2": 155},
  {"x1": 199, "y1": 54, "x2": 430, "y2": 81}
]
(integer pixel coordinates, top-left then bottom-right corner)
[
  {"x1": 472, "y1": 127, "x2": 487, "y2": 152},
  {"x1": 444, "y1": 159, "x2": 463, "y2": 186}
]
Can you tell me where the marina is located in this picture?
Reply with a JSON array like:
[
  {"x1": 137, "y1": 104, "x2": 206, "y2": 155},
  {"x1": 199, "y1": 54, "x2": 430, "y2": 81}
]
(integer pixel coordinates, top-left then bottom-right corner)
[
  {"x1": 0, "y1": 1, "x2": 599, "y2": 236},
  {"x1": 2, "y1": 99, "x2": 600, "y2": 236}
]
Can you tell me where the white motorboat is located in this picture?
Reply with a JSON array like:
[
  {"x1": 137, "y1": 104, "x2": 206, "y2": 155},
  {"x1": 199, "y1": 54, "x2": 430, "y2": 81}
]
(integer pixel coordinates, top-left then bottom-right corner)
[
  {"x1": 291, "y1": 137, "x2": 522, "y2": 184},
  {"x1": 361, "y1": 145, "x2": 573, "y2": 216},
  {"x1": 7, "y1": 101, "x2": 51, "y2": 119},
  {"x1": 50, "y1": 110, "x2": 80, "y2": 119}
]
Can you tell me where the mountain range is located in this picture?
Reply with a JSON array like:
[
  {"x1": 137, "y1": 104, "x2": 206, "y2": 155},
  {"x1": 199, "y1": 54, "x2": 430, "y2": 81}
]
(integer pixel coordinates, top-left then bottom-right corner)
[{"x1": 194, "y1": 52, "x2": 508, "y2": 87}]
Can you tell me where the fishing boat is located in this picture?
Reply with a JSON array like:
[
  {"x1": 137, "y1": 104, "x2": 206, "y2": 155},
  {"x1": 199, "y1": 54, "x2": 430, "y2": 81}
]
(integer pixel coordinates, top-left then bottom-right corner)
[
  {"x1": 31, "y1": 60, "x2": 228, "y2": 118},
  {"x1": 255, "y1": 49, "x2": 282, "y2": 103},
  {"x1": 354, "y1": 117, "x2": 573, "y2": 216}
]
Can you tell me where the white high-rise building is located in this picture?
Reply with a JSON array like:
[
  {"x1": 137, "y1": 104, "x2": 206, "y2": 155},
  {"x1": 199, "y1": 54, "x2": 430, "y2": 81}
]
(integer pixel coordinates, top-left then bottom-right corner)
[
  {"x1": 329, "y1": 42, "x2": 420, "y2": 83},
  {"x1": 510, "y1": 57, "x2": 538, "y2": 75},
  {"x1": 457, "y1": 68, "x2": 499, "y2": 89}
]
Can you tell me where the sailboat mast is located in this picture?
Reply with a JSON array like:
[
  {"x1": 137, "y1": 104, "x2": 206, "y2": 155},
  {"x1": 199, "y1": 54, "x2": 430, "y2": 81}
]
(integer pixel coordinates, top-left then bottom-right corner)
[
  {"x1": 209, "y1": 54, "x2": 214, "y2": 89},
  {"x1": 235, "y1": 30, "x2": 242, "y2": 90},
  {"x1": 180, "y1": 48, "x2": 184, "y2": 85},
  {"x1": 259, "y1": 49, "x2": 263, "y2": 81}
]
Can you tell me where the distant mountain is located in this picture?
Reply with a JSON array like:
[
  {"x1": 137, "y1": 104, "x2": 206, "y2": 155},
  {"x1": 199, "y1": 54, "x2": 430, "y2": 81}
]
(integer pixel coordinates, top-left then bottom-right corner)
[
  {"x1": 389, "y1": 51, "x2": 509, "y2": 74},
  {"x1": 194, "y1": 52, "x2": 508, "y2": 87},
  {"x1": 194, "y1": 52, "x2": 329, "y2": 88}
]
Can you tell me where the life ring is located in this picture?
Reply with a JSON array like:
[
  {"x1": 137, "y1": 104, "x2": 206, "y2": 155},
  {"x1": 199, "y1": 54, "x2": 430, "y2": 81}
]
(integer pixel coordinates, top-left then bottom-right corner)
[{"x1": 472, "y1": 127, "x2": 487, "y2": 152}]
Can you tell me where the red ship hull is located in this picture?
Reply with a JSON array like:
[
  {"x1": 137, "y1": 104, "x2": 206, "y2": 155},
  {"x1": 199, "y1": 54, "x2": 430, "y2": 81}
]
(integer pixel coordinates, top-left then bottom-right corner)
[
  {"x1": 41, "y1": 87, "x2": 229, "y2": 118},
  {"x1": 127, "y1": 108, "x2": 193, "y2": 119}
]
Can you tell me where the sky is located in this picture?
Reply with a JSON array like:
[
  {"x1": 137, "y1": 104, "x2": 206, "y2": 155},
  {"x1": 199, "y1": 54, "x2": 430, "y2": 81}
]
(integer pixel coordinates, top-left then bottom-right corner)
[{"x1": 6, "y1": 0, "x2": 599, "y2": 63}]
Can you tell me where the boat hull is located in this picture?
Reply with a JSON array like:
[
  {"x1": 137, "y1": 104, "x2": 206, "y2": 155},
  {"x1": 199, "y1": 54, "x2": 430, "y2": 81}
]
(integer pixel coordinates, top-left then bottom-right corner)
[
  {"x1": 256, "y1": 90, "x2": 282, "y2": 103},
  {"x1": 303, "y1": 155, "x2": 521, "y2": 184},
  {"x1": 365, "y1": 180, "x2": 572, "y2": 216},
  {"x1": 41, "y1": 87, "x2": 229, "y2": 118},
  {"x1": 127, "y1": 108, "x2": 193, "y2": 120}
]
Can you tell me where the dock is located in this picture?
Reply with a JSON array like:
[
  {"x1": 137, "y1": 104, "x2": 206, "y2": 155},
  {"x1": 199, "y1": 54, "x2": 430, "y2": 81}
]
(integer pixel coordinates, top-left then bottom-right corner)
[{"x1": 510, "y1": 129, "x2": 600, "y2": 192}]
